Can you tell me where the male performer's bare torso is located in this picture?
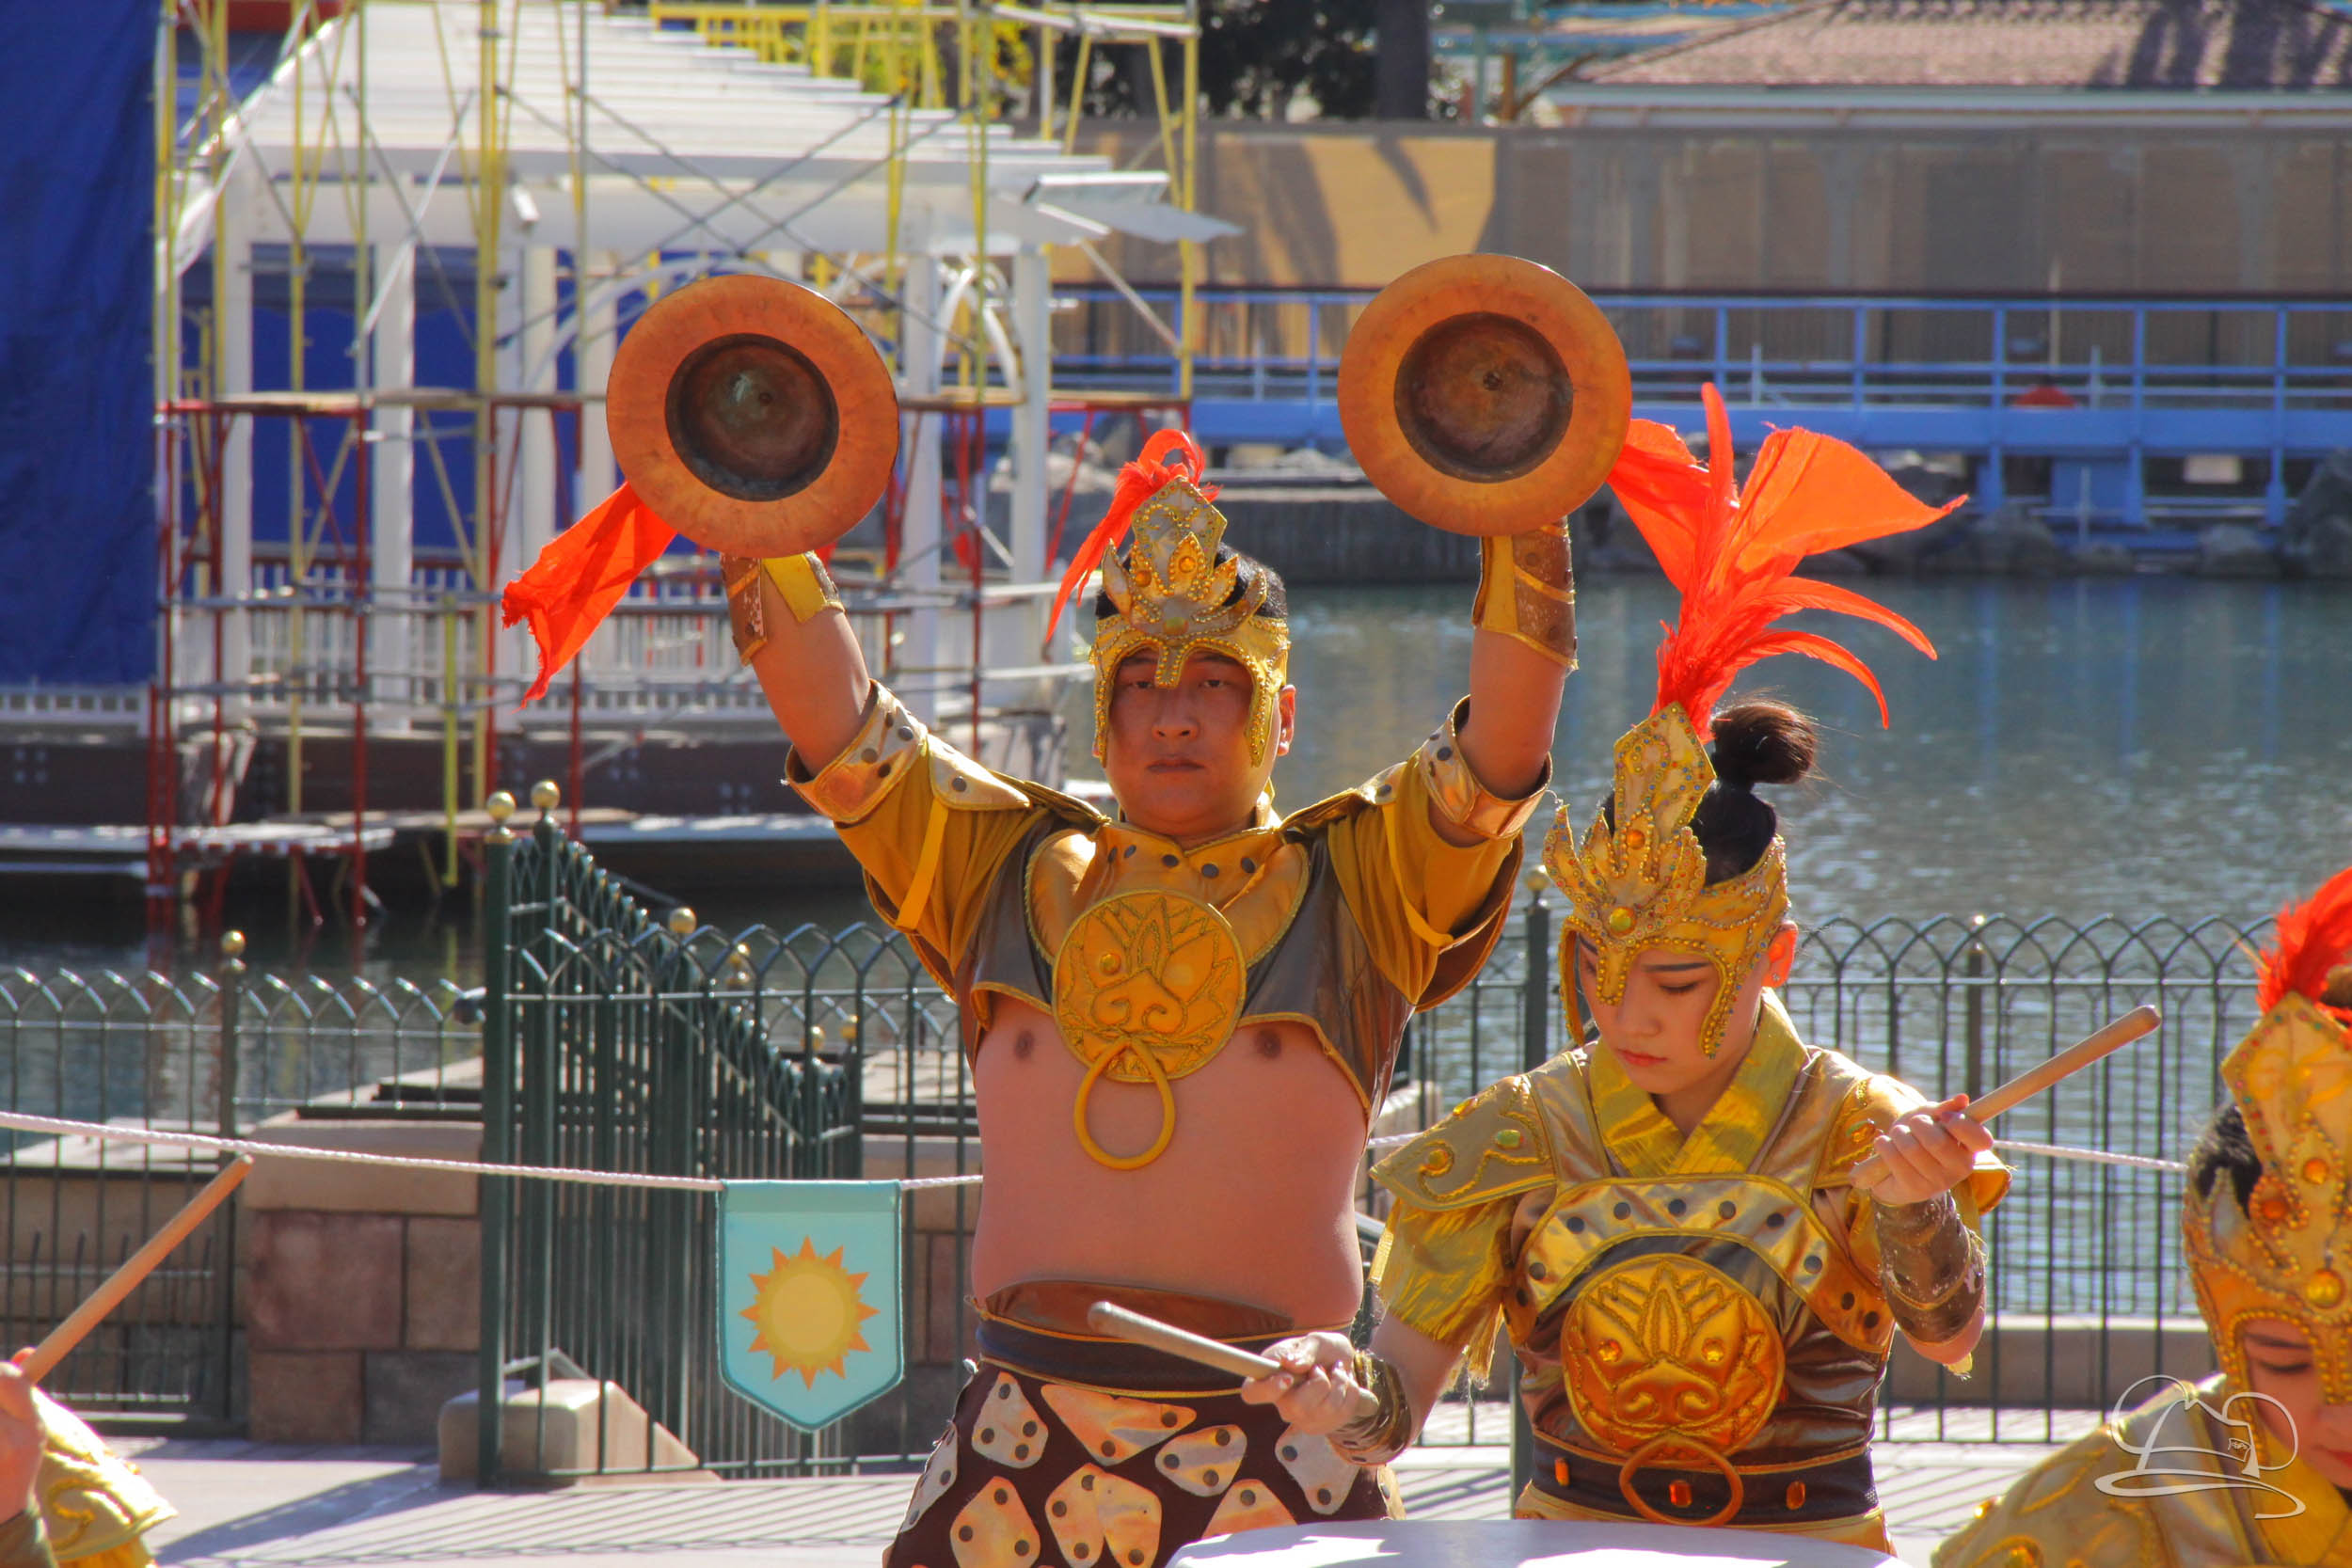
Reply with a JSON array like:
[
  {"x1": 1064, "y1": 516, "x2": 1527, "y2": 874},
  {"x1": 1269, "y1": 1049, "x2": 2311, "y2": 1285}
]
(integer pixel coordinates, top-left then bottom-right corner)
[{"x1": 970, "y1": 1002, "x2": 1367, "y2": 1323}]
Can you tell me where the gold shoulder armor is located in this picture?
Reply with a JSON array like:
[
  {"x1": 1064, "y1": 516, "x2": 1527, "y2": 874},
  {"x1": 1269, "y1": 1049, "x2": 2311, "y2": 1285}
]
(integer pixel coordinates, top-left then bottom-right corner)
[
  {"x1": 1931, "y1": 1430, "x2": 2160, "y2": 1568},
  {"x1": 927, "y1": 743, "x2": 1031, "y2": 811},
  {"x1": 1277, "y1": 776, "x2": 1383, "y2": 838},
  {"x1": 1373, "y1": 1074, "x2": 1553, "y2": 1211},
  {"x1": 1817, "y1": 1065, "x2": 1928, "y2": 1187}
]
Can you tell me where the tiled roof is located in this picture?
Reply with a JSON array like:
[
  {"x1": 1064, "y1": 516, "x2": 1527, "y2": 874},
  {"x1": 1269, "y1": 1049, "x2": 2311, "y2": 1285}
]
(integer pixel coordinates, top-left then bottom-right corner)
[{"x1": 1585, "y1": 0, "x2": 2352, "y2": 88}]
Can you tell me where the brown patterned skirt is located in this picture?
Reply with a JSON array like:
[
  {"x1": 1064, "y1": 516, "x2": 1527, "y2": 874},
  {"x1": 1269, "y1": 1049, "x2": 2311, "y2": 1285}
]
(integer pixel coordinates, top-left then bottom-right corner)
[{"x1": 884, "y1": 1283, "x2": 1396, "y2": 1568}]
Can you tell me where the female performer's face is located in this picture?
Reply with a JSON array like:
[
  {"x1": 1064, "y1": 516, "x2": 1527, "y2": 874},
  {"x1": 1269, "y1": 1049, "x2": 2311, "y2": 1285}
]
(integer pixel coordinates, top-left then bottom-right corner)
[
  {"x1": 1574, "y1": 927, "x2": 1797, "y2": 1118},
  {"x1": 2241, "y1": 1322, "x2": 2352, "y2": 1487}
]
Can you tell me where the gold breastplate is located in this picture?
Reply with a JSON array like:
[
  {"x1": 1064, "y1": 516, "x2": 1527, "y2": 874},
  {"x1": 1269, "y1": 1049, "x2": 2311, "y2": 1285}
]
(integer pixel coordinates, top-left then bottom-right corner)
[
  {"x1": 1028, "y1": 817, "x2": 1306, "y2": 1169},
  {"x1": 1052, "y1": 889, "x2": 1248, "y2": 1167}
]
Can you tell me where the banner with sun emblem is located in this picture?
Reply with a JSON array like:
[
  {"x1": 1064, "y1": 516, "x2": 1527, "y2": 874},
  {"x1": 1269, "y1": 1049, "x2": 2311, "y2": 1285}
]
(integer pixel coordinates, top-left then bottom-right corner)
[{"x1": 717, "y1": 1180, "x2": 902, "y2": 1432}]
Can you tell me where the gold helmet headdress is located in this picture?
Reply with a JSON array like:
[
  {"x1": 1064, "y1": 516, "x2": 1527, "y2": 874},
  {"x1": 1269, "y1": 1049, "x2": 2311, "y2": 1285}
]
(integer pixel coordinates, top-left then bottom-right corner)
[
  {"x1": 1543, "y1": 384, "x2": 1958, "y2": 1054},
  {"x1": 1046, "y1": 430, "x2": 1290, "y2": 766},
  {"x1": 2185, "y1": 865, "x2": 2352, "y2": 1400}
]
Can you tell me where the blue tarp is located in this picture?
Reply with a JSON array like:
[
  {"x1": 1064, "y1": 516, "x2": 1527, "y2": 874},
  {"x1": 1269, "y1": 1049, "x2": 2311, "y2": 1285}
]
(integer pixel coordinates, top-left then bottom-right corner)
[{"x1": 0, "y1": 3, "x2": 155, "y2": 684}]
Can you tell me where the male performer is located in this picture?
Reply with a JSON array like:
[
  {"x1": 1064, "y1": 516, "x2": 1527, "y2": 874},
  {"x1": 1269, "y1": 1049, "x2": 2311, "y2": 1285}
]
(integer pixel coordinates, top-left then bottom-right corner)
[
  {"x1": 729, "y1": 428, "x2": 1570, "y2": 1568},
  {"x1": 1938, "y1": 867, "x2": 2352, "y2": 1567},
  {"x1": 0, "y1": 1350, "x2": 172, "y2": 1568}
]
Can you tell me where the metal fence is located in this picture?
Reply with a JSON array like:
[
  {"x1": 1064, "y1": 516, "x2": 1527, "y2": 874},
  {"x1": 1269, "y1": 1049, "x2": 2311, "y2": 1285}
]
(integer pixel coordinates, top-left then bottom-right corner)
[
  {"x1": 606, "y1": 895, "x2": 2264, "y2": 1459},
  {"x1": 476, "y1": 804, "x2": 866, "y2": 1483},
  {"x1": 0, "y1": 847, "x2": 2265, "y2": 1452},
  {"x1": 0, "y1": 954, "x2": 475, "y2": 1424}
]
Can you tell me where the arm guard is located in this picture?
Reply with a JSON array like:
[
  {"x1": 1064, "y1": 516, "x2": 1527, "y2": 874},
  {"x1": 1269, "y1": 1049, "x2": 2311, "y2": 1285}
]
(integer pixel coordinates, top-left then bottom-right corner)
[
  {"x1": 1471, "y1": 522, "x2": 1576, "y2": 669},
  {"x1": 1413, "y1": 698, "x2": 1549, "y2": 841},
  {"x1": 1328, "y1": 1350, "x2": 1416, "y2": 1467},
  {"x1": 723, "y1": 553, "x2": 844, "y2": 664},
  {"x1": 1875, "y1": 1190, "x2": 1987, "y2": 1348}
]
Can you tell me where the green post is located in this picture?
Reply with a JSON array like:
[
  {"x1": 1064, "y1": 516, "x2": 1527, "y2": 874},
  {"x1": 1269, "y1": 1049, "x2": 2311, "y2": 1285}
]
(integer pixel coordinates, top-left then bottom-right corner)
[
  {"x1": 476, "y1": 790, "x2": 518, "y2": 1488},
  {"x1": 1511, "y1": 875, "x2": 1551, "y2": 1507},
  {"x1": 215, "y1": 929, "x2": 246, "y2": 1421}
]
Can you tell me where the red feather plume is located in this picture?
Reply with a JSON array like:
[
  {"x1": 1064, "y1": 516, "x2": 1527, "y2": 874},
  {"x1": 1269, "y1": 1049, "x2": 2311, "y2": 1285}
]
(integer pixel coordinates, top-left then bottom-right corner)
[
  {"x1": 1604, "y1": 383, "x2": 1961, "y2": 737},
  {"x1": 2256, "y1": 864, "x2": 2352, "y2": 1022},
  {"x1": 1043, "y1": 429, "x2": 1216, "y2": 646}
]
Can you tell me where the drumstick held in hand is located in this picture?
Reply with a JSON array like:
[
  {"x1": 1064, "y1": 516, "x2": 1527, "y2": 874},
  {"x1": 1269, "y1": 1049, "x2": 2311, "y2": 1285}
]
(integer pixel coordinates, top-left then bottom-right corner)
[
  {"x1": 1088, "y1": 1302, "x2": 1381, "y2": 1422},
  {"x1": 1852, "y1": 1005, "x2": 2162, "y2": 1190},
  {"x1": 24, "y1": 1157, "x2": 254, "y2": 1384}
]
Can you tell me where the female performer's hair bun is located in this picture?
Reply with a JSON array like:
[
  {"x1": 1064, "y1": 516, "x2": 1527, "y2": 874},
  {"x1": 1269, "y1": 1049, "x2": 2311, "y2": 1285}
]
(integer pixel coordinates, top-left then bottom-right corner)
[{"x1": 1708, "y1": 701, "x2": 1818, "y2": 793}]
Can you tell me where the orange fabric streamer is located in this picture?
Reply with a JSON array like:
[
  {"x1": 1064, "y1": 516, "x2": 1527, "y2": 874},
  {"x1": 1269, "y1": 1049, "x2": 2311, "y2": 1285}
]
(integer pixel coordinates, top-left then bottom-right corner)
[
  {"x1": 1042, "y1": 429, "x2": 1216, "y2": 646},
  {"x1": 500, "y1": 483, "x2": 677, "y2": 705},
  {"x1": 2256, "y1": 865, "x2": 2352, "y2": 1022},
  {"x1": 1605, "y1": 383, "x2": 1961, "y2": 736}
]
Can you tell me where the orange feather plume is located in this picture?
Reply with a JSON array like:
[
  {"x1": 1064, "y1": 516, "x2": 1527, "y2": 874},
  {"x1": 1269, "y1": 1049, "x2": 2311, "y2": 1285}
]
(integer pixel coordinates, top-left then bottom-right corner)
[
  {"x1": 1043, "y1": 429, "x2": 1216, "y2": 646},
  {"x1": 1604, "y1": 383, "x2": 1962, "y2": 737},
  {"x1": 2256, "y1": 865, "x2": 2352, "y2": 1022}
]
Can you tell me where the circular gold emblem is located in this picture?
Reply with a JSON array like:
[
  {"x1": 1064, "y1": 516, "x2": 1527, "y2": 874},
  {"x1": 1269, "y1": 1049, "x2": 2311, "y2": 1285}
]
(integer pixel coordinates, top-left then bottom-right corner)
[
  {"x1": 1052, "y1": 890, "x2": 1247, "y2": 1169},
  {"x1": 1560, "y1": 1254, "x2": 1785, "y2": 1461}
]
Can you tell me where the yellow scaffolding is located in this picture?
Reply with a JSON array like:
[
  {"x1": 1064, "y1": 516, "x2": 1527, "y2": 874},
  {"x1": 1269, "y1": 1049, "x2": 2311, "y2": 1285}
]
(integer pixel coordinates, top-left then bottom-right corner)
[{"x1": 648, "y1": 0, "x2": 1204, "y2": 396}]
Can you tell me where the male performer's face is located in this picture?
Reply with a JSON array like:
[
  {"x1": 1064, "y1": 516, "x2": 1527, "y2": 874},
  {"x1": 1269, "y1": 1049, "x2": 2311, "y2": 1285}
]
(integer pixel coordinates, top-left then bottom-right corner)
[
  {"x1": 1575, "y1": 927, "x2": 1797, "y2": 1102},
  {"x1": 2241, "y1": 1323, "x2": 2352, "y2": 1485},
  {"x1": 1102, "y1": 652, "x2": 1295, "y2": 845}
]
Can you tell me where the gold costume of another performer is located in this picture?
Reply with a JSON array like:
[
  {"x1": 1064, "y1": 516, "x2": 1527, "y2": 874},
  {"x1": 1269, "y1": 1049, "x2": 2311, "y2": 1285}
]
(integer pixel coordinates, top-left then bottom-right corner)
[
  {"x1": 0, "y1": 1395, "x2": 173, "y2": 1568},
  {"x1": 1938, "y1": 867, "x2": 2352, "y2": 1568},
  {"x1": 1372, "y1": 386, "x2": 2008, "y2": 1554}
]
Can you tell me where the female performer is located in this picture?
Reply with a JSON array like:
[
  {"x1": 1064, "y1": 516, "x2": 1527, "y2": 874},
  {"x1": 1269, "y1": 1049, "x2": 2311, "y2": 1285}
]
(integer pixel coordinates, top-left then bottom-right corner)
[
  {"x1": 1243, "y1": 387, "x2": 2010, "y2": 1554},
  {"x1": 1938, "y1": 866, "x2": 2352, "y2": 1567}
]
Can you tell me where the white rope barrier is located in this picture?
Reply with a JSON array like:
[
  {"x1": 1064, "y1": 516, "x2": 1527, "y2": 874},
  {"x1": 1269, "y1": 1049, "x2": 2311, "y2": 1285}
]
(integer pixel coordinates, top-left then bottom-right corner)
[
  {"x1": 0, "y1": 1110, "x2": 2185, "y2": 1196},
  {"x1": 1992, "y1": 1137, "x2": 2187, "y2": 1175}
]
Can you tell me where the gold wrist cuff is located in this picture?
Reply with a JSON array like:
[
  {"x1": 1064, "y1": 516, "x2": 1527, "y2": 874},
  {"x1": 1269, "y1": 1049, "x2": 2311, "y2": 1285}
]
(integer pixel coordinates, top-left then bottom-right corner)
[
  {"x1": 787, "y1": 684, "x2": 925, "y2": 825},
  {"x1": 723, "y1": 552, "x2": 845, "y2": 665},
  {"x1": 1330, "y1": 1349, "x2": 1415, "y2": 1466},
  {"x1": 1472, "y1": 526, "x2": 1576, "y2": 669},
  {"x1": 1415, "y1": 697, "x2": 1549, "y2": 840}
]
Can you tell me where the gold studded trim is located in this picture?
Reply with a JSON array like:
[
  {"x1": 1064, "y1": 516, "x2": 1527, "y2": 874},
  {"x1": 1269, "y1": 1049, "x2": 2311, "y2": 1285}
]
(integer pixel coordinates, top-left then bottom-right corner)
[
  {"x1": 1511, "y1": 1175, "x2": 1891, "y2": 1355},
  {"x1": 1414, "y1": 697, "x2": 1551, "y2": 842},
  {"x1": 787, "y1": 684, "x2": 925, "y2": 826},
  {"x1": 1370, "y1": 1074, "x2": 1554, "y2": 1212}
]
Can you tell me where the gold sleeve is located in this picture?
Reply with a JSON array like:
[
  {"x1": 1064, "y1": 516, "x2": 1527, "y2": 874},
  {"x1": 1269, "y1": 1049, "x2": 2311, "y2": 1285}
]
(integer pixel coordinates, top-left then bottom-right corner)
[
  {"x1": 786, "y1": 683, "x2": 1047, "y2": 980},
  {"x1": 1323, "y1": 752, "x2": 1521, "y2": 1008},
  {"x1": 1372, "y1": 1194, "x2": 1524, "y2": 1382}
]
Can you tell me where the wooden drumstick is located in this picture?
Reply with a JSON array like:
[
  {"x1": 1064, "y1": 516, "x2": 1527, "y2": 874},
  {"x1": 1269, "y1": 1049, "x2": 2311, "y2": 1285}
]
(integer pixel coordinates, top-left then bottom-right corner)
[
  {"x1": 1852, "y1": 1005, "x2": 2162, "y2": 1189},
  {"x1": 1087, "y1": 1302, "x2": 1382, "y2": 1421},
  {"x1": 24, "y1": 1157, "x2": 254, "y2": 1384}
]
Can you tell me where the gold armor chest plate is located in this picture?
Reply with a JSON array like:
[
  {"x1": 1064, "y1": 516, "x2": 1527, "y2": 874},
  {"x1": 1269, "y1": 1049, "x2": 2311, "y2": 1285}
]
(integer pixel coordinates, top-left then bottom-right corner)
[
  {"x1": 1561, "y1": 1253, "x2": 1786, "y2": 1461},
  {"x1": 1050, "y1": 888, "x2": 1248, "y2": 1168}
]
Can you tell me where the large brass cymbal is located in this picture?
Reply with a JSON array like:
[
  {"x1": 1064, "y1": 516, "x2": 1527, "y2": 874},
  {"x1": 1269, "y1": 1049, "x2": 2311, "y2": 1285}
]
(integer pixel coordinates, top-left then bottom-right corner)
[
  {"x1": 1337, "y1": 254, "x2": 1630, "y2": 537},
  {"x1": 607, "y1": 274, "x2": 898, "y2": 557}
]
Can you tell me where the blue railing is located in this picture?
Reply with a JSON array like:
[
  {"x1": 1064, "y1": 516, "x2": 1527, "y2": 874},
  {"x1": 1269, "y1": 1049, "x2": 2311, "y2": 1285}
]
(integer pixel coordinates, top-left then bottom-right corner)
[{"x1": 1047, "y1": 287, "x2": 2352, "y2": 526}]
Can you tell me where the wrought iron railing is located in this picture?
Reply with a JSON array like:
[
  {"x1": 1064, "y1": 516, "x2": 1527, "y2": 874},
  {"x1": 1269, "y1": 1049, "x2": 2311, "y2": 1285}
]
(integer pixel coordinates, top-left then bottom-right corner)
[
  {"x1": 0, "y1": 824, "x2": 2263, "y2": 1454},
  {"x1": 0, "y1": 952, "x2": 475, "y2": 1423}
]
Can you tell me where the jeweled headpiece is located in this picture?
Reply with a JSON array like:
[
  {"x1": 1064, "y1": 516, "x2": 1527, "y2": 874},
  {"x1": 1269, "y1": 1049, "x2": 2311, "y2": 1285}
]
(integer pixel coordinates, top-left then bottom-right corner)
[
  {"x1": 2186, "y1": 865, "x2": 2352, "y2": 1401},
  {"x1": 1542, "y1": 384, "x2": 1956, "y2": 1054},
  {"x1": 1047, "y1": 431, "x2": 1290, "y2": 766}
]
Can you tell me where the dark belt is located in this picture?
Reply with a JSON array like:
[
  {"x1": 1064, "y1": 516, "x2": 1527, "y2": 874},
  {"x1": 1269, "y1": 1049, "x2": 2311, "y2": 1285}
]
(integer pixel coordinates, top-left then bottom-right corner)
[
  {"x1": 975, "y1": 1279, "x2": 1311, "y2": 1396},
  {"x1": 1530, "y1": 1431, "x2": 1878, "y2": 1529}
]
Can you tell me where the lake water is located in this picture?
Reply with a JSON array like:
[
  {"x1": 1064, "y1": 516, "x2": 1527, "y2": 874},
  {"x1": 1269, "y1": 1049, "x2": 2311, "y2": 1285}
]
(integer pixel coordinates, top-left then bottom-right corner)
[
  {"x1": 1268, "y1": 576, "x2": 2349, "y2": 928},
  {"x1": 3, "y1": 576, "x2": 2345, "y2": 983}
]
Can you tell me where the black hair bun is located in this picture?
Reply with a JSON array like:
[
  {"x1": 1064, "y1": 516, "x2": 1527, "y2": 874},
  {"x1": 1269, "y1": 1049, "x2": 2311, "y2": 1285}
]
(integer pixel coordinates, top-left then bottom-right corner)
[{"x1": 1709, "y1": 701, "x2": 1818, "y2": 792}]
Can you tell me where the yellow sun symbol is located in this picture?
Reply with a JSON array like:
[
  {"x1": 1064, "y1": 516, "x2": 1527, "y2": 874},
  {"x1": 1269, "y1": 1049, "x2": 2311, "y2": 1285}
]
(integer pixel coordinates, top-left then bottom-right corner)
[{"x1": 740, "y1": 1237, "x2": 882, "y2": 1388}]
